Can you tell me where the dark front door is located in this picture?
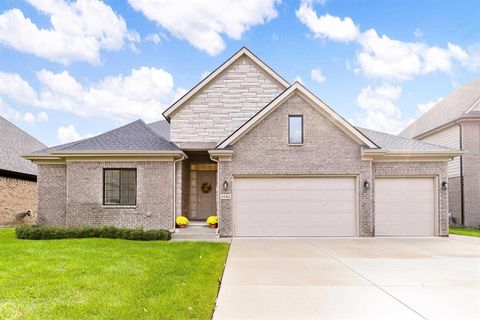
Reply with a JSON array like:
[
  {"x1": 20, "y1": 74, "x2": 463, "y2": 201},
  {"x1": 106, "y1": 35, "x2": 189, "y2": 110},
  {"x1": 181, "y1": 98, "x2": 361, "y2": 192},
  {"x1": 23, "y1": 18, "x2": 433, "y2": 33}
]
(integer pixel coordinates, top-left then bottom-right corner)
[{"x1": 196, "y1": 170, "x2": 217, "y2": 219}]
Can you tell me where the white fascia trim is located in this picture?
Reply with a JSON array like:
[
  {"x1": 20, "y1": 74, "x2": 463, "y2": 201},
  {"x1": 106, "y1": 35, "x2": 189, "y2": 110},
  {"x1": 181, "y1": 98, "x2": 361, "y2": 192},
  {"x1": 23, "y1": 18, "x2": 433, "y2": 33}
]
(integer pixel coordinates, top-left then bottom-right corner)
[
  {"x1": 22, "y1": 154, "x2": 63, "y2": 160},
  {"x1": 163, "y1": 47, "x2": 289, "y2": 119},
  {"x1": 362, "y1": 149, "x2": 464, "y2": 158},
  {"x1": 217, "y1": 82, "x2": 378, "y2": 149},
  {"x1": 49, "y1": 150, "x2": 184, "y2": 154}
]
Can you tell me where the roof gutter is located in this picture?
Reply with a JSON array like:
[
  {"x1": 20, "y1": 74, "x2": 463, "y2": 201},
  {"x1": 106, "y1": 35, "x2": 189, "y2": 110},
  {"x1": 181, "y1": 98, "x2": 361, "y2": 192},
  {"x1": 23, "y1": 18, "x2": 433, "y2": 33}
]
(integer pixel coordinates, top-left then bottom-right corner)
[{"x1": 362, "y1": 149, "x2": 464, "y2": 160}]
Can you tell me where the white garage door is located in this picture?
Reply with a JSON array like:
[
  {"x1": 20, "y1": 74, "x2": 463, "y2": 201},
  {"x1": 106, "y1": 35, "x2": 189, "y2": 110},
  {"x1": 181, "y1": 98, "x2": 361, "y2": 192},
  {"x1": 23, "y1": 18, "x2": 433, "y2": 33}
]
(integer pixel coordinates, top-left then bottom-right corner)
[
  {"x1": 233, "y1": 177, "x2": 356, "y2": 237},
  {"x1": 375, "y1": 178, "x2": 436, "y2": 236}
]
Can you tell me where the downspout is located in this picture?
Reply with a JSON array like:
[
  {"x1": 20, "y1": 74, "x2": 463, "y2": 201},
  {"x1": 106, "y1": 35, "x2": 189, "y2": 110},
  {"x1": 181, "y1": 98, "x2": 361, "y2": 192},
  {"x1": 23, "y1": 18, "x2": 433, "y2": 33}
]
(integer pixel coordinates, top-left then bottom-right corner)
[
  {"x1": 209, "y1": 154, "x2": 220, "y2": 235},
  {"x1": 458, "y1": 123, "x2": 465, "y2": 226},
  {"x1": 172, "y1": 154, "x2": 185, "y2": 232}
]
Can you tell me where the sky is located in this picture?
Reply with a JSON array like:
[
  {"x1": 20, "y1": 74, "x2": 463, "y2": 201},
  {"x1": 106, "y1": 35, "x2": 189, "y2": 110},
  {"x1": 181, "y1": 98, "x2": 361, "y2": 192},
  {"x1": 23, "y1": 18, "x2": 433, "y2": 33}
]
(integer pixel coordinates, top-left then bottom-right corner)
[{"x1": 0, "y1": 0, "x2": 479, "y2": 147}]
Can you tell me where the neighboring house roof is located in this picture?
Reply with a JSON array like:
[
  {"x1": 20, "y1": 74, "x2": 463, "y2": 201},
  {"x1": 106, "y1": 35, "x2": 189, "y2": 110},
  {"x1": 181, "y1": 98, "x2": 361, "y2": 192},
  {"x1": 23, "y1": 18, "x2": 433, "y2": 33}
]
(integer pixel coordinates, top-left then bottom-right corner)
[
  {"x1": 30, "y1": 120, "x2": 179, "y2": 155},
  {"x1": 162, "y1": 47, "x2": 290, "y2": 120},
  {"x1": 400, "y1": 78, "x2": 480, "y2": 138},
  {"x1": 148, "y1": 120, "x2": 170, "y2": 140},
  {"x1": 0, "y1": 116, "x2": 46, "y2": 176},
  {"x1": 217, "y1": 82, "x2": 379, "y2": 149},
  {"x1": 357, "y1": 127, "x2": 455, "y2": 152}
]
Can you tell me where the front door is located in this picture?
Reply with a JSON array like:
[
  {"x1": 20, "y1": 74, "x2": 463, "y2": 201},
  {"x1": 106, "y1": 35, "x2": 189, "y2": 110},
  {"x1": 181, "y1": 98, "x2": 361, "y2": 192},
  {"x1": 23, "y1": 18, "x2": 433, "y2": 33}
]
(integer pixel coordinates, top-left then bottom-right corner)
[{"x1": 196, "y1": 170, "x2": 217, "y2": 219}]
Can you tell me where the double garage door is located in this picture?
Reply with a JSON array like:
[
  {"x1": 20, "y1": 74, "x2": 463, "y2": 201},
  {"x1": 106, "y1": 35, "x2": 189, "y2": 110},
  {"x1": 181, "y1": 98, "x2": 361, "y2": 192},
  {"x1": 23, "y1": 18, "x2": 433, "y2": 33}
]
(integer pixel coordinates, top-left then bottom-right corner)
[{"x1": 233, "y1": 177, "x2": 436, "y2": 237}]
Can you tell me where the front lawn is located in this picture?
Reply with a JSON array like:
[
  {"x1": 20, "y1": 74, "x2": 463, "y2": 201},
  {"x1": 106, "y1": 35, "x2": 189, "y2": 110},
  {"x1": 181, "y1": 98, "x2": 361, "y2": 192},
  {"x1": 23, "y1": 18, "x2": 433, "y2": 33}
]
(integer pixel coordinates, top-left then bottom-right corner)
[
  {"x1": 449, "y1": 227, "x2": 480, "y2": 237},
  {"x1": 0, "y1": 228, "x2": 229, "y2": 320}
]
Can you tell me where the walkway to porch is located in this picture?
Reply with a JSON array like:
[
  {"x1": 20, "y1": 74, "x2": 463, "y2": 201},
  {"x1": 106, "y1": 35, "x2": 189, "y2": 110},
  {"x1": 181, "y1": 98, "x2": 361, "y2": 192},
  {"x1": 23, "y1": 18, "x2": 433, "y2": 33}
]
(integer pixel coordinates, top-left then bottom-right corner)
[{"x1": 171, "y1": 221, "x2": 221, "y2": 241}]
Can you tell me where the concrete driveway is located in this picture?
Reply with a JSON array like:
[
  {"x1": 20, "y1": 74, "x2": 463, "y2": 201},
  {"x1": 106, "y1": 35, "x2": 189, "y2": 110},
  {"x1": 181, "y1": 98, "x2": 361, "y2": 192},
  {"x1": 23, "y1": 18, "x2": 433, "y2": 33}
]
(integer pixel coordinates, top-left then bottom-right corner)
[{"x1": 213, "y1": 236, "x2": 480, "y2": 320}]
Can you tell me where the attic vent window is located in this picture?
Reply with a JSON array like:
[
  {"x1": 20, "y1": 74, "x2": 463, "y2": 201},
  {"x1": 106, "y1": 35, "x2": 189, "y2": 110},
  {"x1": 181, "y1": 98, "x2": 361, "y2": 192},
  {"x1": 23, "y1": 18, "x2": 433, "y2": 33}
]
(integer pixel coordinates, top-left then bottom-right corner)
[{"x1": 288, "y1": 115, "x2": 303, "y2": 144}]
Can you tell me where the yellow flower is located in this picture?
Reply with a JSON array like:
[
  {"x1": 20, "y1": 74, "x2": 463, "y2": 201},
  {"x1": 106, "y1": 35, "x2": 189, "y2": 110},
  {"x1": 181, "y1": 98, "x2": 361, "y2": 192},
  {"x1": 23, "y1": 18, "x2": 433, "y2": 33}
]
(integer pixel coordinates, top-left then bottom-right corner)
[
  {"x1": 206, "y1": 216, "x2": 218, "y2": 225},
  {"x1": 176, "y1": 216, "x2": 189, "y2": 226}
]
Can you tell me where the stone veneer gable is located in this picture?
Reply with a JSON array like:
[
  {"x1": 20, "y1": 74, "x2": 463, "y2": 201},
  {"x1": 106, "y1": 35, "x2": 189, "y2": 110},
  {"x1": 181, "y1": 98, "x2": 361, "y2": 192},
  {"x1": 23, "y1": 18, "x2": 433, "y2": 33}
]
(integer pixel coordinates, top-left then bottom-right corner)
[{"x1": 170, "y1": 56, "x2": 285, "y2": 145}]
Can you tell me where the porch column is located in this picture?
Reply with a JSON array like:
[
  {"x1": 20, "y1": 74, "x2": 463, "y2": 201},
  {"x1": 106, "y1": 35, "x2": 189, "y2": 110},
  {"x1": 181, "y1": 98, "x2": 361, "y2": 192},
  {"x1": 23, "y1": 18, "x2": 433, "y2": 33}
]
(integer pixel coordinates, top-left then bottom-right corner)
[{"x1": 209, "y1": 150, "x2": 233, "y2": 237}]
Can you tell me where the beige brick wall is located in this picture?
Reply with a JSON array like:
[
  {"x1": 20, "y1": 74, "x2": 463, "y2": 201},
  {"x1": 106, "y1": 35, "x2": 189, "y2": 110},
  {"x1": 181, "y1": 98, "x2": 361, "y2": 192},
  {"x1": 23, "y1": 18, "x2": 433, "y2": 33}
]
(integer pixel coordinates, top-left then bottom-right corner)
[
  {"x1": 461, "y1": 121, "x2": 480, "y2": 228},
  {"x1": 372, "y1": 161, "x2": 449, "y2": 236},
  {"x1": 448, "y1": 176, "x2": 462, "y2": 226},
  {"x1": 65, "y1": 161, "x2": 174, "y2": 230},
  {"x1": 37, "y1": 164, "x2": 67, "y2": 226},
  {"x1": 0, "y1": 176, "x2": 37, "y2": 226},
  {"x1": 170, "y1": 57, "x2": 284, "y2": 146},
  {"x1": 218, "y1": 94, "x2": 374, "y2": 237}
]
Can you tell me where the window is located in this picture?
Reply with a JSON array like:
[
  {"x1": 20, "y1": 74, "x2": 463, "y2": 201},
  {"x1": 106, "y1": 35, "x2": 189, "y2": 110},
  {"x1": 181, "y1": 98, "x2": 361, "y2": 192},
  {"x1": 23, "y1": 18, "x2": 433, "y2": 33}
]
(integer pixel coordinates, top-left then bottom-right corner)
[
  {"x1": 288, "y1": 115, "x2": 303, "y2": 144},
  {"x1": 103, "y1": 169, "x2": 137, "y2": 205}
]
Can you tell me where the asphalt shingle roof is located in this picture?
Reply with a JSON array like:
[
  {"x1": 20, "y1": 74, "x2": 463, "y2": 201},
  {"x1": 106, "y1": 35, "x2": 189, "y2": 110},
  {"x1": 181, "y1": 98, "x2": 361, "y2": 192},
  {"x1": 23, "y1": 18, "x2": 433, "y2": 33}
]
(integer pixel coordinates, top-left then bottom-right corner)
[
  {"x1": 34, "y1": 120, "x2": 179, "y2": 154},
  {"x1": 400, "y1": 77, "x2": 480, "y2": 138},
  {"x1": 148, "y1": 120, "x2": 170, "y2": 140},
  {"x1": 0, "y1": 116, "x2": 46, "y2": 175},
  {"x1": 357, "y1": 127, "x2": 455, "y2": 152}
]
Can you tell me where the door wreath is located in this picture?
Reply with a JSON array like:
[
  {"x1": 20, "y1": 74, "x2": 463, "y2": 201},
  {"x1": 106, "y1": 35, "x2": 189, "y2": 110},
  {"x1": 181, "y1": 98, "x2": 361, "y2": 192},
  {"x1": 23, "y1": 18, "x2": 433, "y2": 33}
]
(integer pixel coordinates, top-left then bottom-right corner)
[{"x1": 201, "y1": 182, "x2": 212, "y2": 194}]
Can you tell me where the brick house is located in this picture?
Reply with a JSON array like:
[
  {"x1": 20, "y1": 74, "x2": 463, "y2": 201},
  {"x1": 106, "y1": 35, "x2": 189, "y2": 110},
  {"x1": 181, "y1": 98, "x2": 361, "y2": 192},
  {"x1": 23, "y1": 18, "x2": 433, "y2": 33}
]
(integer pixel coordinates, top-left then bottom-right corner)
[
  {"x1": 401, "y1": 78, "x2": 480, "y2": 228},
  {"x1": 25, "y1": 48, "x2": 462, "y2": 237},
  {"x1": 0, "y1": 116, "x2": 46, "y2": 226}
]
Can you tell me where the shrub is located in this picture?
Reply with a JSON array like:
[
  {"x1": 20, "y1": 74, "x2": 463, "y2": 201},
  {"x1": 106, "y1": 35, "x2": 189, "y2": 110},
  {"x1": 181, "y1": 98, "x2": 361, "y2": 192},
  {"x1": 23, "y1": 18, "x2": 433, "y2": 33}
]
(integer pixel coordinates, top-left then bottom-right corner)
[
  {"x1": 175, "y1": 216, "x2": 189, "y2": 226},
  {"x1": 15, "y1": 225, "x2": 171, "y2": 241},
  {"x1": 206, "y1": 216, "x2": 218, "y2": 225}
]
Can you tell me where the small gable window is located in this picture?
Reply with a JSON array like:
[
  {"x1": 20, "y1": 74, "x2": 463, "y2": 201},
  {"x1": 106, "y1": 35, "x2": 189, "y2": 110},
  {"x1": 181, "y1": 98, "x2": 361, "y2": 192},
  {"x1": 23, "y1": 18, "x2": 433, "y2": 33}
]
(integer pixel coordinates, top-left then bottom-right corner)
[
  {"x1": 103, "y1": 169, "x2": 137, "y2": 205},
  {"x1": 288, "y1": 115, "x2": 303, "y2": 144}
]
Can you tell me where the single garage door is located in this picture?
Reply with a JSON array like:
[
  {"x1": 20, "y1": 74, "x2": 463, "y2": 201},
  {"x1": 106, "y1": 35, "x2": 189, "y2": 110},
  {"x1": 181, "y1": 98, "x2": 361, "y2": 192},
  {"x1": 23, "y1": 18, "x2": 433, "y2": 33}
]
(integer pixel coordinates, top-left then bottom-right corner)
[
  {"x1": 233, "y1": 177, "x2": 356, "y2": 237},
  {"x1": 375, "y1": 178, "x2": 436, "y2": 236}
]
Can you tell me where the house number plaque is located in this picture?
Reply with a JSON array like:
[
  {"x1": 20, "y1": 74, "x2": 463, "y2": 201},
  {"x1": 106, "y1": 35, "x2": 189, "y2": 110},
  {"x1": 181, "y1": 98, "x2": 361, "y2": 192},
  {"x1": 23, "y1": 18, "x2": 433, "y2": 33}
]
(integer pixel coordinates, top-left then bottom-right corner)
[{"x1": 220, "y1": 194, "x2": 232, "y2": 200}]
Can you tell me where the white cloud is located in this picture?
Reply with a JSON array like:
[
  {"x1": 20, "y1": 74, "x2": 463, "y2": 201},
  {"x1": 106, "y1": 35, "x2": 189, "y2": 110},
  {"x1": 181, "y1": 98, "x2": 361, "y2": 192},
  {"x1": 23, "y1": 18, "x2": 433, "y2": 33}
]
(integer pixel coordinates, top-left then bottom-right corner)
[
  {"x1": 0, "y1": 68, "x2": 186, "y2": 122},
  {"x1": 293, "y1": 76, "x2": 304, "y2": 84},
  {"x1": 356, "y1": 84, "x2": 410, "y2": 134},
  {"x1": 356, "y1": 30, "x2": 468, "y2": 81},
  {"x1": 23, "y1": 112, "x2": 36, "y2": 125},
  {"x1": 297, "y1": 3, "x2": 476, "y2": 82},
  {"x1": 311, "y1": 68, "x2": 326, "y2": 82},
  {"x1": 201, "y1": 71, "x2": 211, "y2": 79},
  {"x1": 464, "y1": 44, "x2": 480, "y2": 71},
  {"x1": 417, "y1": 97, "x2": 442, "y2": 114},
  {"x1": 57, "y1": 124, "x2": 83, "y2": 144},
  {"x1": 23, "y1": 111, "x2": 49, "y2": 125},
  {"x1": 0, "y1": 0, "x2": 137, "y2": 64},
  {"x1": 0, "y1": 71, "x2": 37, "y2": 104},
  {"x1": 296, "y1": 0, "x2": 359, "y2": 43},
  {"x1": 414, "y1": 28, "x2": 423, "y2": 38},
  {"x1": 144, "y1": 32, "x2": 168, "y2": 45},
  {"x1": 128, "y1": 0, "x2": 280, "y2": 55},
  {"x1": 37, "y1": 111, "x2": 49, "y2": 122},
  {"x1": 0, "y1": 98, "x2": 20, "y2": 121}
]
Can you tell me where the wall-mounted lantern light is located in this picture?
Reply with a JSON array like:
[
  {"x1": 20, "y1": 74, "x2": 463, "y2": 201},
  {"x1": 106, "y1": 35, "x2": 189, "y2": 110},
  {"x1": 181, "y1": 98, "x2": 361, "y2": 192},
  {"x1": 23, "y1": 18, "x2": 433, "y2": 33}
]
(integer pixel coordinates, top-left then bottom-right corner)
[
  {"x1": 363, "y1": 180, "x2": 370, "y2": 190},
  {"x1": 222, "y1": 180, "x2": 229, "y2": 191},
  {"x1": 441, "y1": 181, "x2": 448, "y2": 190}
]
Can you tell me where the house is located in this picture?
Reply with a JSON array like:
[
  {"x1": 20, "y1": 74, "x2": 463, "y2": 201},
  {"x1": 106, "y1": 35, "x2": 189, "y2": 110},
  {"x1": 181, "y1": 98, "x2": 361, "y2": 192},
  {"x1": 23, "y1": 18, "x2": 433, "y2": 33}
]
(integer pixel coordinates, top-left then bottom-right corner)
[
  {"x1": 401, "y1": 78, "x2": 480, "y2": 228},
  {"x1": 24, "y1": 48, "x2": 462, "y2": 237},
  {"x1": 0, "y1": 116, "x2": 46, "y2": 226}
]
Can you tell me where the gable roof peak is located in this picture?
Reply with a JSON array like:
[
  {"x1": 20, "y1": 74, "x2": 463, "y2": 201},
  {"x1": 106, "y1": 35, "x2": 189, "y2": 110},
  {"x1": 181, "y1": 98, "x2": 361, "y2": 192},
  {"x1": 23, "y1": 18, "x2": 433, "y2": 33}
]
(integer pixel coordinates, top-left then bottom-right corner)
[
  {"x1": 162, "y1": 47, "x2": 290, "y2": 120},
  {"x1": 217, "y1": 83, "x2": 378, "y2": 149}
]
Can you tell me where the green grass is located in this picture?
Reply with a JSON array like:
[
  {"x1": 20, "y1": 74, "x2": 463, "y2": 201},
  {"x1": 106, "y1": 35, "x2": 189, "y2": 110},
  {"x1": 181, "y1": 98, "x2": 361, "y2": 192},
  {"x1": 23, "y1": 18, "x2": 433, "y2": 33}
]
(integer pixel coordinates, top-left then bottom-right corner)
[
  {"x1": 449, "y1": 227, "x2": 480, "y2": 237},
  {"x1": 0, "y1": 228, "x2": 229, "y2": 320}
]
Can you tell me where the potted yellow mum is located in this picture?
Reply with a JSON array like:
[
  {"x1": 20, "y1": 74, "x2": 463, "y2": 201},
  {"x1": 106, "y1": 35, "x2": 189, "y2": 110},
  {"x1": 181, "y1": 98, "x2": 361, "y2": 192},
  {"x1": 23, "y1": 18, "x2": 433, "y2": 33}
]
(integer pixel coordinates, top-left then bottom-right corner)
[
  {"x1": 175, "y1": 216, "x2": 189, "y2": 228},
  {"x1": 206, "y1": 216, "x2": 218, "y2": 228}
]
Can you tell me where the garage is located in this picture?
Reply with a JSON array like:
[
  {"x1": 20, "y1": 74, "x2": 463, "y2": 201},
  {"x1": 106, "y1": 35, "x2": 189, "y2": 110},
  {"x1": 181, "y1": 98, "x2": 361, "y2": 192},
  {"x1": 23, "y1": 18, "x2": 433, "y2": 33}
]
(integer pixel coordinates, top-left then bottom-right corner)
[
  {"x1": 374, "y1": 177, "x2": 436, "y2": 236},
  {"x1": 233, "y1": 177, "x2": 357, "y2": 237}
]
